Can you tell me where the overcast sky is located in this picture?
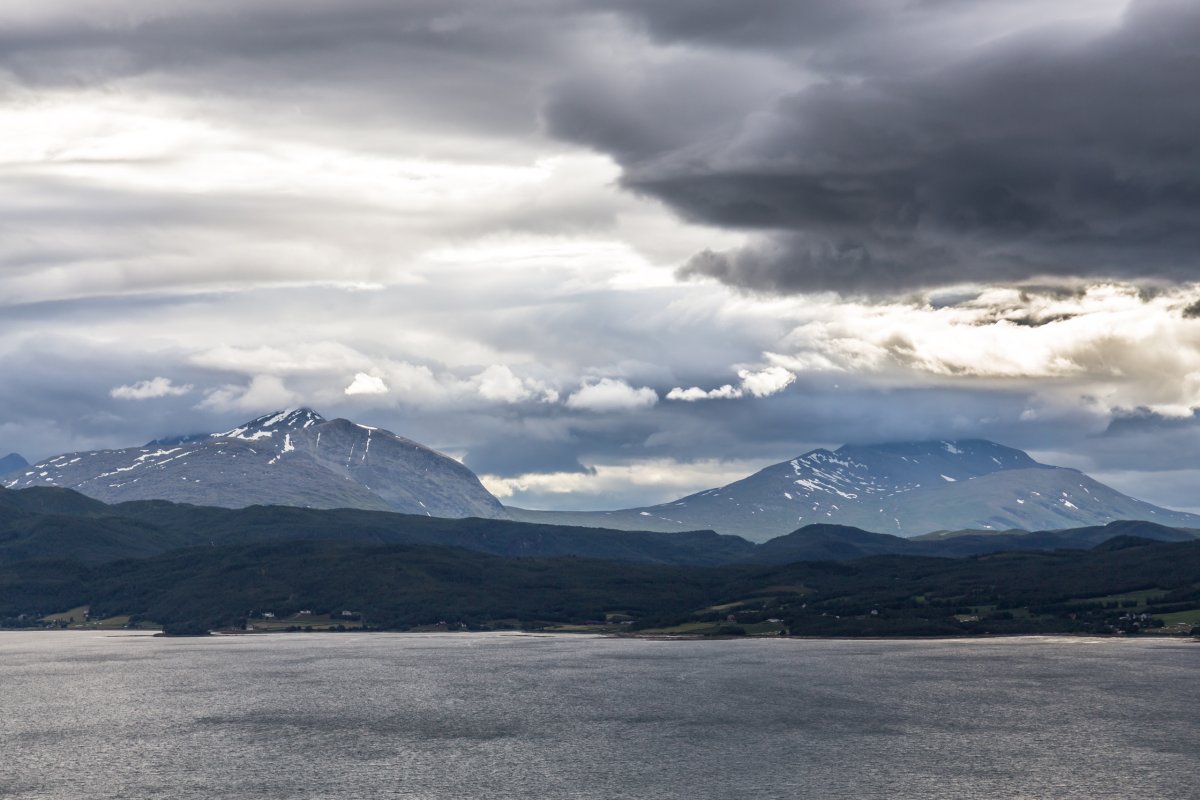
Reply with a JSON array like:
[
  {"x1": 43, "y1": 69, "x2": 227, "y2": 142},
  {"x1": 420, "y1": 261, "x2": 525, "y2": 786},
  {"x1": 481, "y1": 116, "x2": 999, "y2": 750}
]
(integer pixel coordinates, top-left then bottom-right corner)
[{"x1": 3, "y1": 0, "x2": 1200, "y2": 511}]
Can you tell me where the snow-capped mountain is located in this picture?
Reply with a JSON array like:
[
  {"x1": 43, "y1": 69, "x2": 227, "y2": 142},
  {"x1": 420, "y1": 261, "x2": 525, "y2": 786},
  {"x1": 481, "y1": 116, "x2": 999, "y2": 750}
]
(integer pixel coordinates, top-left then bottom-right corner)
[
  {"x1": 6, "y1": 409, "x2": 506, "y2": 519},
  {"x1": 511, "y1": 439, "x2": 1200, "y2": 541}
]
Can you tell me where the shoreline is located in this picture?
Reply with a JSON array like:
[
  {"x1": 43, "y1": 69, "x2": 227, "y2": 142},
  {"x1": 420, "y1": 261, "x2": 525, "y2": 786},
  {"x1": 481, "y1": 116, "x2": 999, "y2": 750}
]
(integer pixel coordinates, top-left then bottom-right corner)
[{"x1": 3, "y1": 627, "x2": 1196, "y2": 644}]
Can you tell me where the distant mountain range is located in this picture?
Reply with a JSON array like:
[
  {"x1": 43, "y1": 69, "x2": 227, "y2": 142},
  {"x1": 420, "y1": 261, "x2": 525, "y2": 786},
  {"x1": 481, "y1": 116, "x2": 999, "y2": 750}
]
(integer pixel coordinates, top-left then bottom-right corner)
[
  {"x1": 3, "y1": 481, "x2": 1200, "y2": 637},
  {"x1": 0, "y1": 484, "x2": 1195, "y2": 569},
  {"x1": 511, "y1": 440, "x2": 1200, "y2": 540},
  {"x1": 1, "y1": 409, "x2": 505, "y2": 520},
  {"x1": 6, "y1": 413, "x2": 1199, "y2": 539}
]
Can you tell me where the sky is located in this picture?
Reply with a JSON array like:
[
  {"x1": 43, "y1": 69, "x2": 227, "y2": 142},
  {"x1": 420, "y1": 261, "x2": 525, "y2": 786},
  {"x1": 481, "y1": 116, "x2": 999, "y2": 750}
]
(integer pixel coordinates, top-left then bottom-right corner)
[{"x1": 3, "y1": 0, "x2": 1200, "y2": 512}]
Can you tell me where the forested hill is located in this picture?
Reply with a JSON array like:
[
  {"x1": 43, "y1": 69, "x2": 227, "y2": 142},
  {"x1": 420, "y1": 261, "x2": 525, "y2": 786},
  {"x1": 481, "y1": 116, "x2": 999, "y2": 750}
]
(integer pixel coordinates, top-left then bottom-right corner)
[
  {"x1": 2, "y1": 537, "x2": 1198, "y2": 638},
  {"x1": 3, "y1": 482, "x2": 1198, "y2": 637}
]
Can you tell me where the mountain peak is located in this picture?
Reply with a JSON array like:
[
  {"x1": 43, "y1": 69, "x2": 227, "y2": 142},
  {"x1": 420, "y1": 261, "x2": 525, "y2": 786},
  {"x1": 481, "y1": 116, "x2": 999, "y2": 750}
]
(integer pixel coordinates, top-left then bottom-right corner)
[
  {"x1": 830, "y1": 439, "x2": 1044, "y2": 478},
  {"x1": 836, "y1": 438, "x2": 1038, "y2": 463},
  {"x1": 213, "y1": 408, "x2": 326, "y2": 440},
  {"x1": 251, "y1": 408, "x2": 326, "y2": 428}
]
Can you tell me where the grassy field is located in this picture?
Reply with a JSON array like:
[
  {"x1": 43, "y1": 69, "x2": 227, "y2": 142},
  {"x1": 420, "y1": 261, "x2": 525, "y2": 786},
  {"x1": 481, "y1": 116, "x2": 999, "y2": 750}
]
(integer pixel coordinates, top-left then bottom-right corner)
[
  {"x1": 1154, "y1": 609, "x2": 1200, "y2": 627},
  {"x1": 40, "y1": 605, "x2": 133, "y2": 629},
  {"x1": 541, "y1": 623, "x2": 620, "y2": 633},
  {"x1": 633, "y1": 619, "x2": 785, "y2": 636},
  {"x1": 246, "y1": 613, "x2": 363, "y2": 631},
  {"x1": 42, "y1": 605, "x2": 90, "y2": 624},
  {"x1": 1064, "y1": 589, "x2": 1166, "y2": 608}
]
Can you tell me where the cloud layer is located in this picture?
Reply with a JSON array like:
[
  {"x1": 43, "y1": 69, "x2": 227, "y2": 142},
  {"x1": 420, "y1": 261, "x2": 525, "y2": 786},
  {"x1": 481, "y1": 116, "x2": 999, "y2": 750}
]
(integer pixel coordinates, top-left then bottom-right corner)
[{"x1": 3, "y1": 1, "x2": 1200, "y2": 514}]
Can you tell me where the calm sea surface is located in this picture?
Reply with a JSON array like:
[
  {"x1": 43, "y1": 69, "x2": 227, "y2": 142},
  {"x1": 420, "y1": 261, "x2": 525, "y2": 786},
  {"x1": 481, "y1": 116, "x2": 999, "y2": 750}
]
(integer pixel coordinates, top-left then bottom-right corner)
[{"x1": 0, "y1": 632, "x2": 1195, "y2": 799}]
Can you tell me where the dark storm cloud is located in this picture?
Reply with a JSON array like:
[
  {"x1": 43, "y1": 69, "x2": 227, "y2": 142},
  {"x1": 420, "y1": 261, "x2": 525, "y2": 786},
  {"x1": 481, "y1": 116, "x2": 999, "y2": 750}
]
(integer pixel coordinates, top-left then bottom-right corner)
[
  {"x1": 1104, "y1": 407, "x2": 1199, "y2": 437},
  {"x1": 606, "y1": 0, "x2": 888, "y2": 53},
  {"x1": 0, "y1": 0, "x2": 587, "y2": 150},
  {"x1": 1085, "y1": 408, "x2": 1200, "y2": 471},
  {"x1": 549, "y1": 0, "x2": 1200, "y2": 293}
]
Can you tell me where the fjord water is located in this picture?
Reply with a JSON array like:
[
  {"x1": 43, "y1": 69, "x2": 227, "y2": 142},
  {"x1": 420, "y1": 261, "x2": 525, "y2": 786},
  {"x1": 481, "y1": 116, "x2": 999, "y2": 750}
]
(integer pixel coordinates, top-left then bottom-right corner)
[{"x1": 1, "y1": 633, "x2": 1195, "y2": 799}]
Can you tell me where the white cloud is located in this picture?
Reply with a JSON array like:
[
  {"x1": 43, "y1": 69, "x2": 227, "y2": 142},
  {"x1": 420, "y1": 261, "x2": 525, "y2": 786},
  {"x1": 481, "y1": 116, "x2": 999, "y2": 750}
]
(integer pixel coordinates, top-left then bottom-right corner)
[
  {"x1": 480, "y1": 458, "x2": 762, "y2": 506},
  {"x1": 667, "y1": 366, "x2": 794, "y2": 402},
  {"x1": 373, "y1": 361, "x2": 449, "y2": 406},
  {"x1": 471, "y1": 364, "x2": 558, "y2": 404},
  {"x1": 344, "y1": 372, "x2": 388, "y2": 396},
  {"x1": 565, "y1": 378, "x2": 658, "y2": 412},
  {"x1": 738, "y1": 366, "x2": 795, "y2": 397},
  {"x1": 772, "y1": 283, "x2": 1200, "y2": 417},
  {"x1": 666, "y1": 384, "x2": 740, "y2": 402},
  {"x1": 363, "y1": 362, "x2": 561, "y2": 408},
  {"x1": 474, "y1": 364, "x2": 528, "y2": 403},
  {"x1": 110, "y1": 376, "x2": 192, "y2": 400},
  {"x1": 199, "y1": 374, "x2": 296, "y2": 413}
]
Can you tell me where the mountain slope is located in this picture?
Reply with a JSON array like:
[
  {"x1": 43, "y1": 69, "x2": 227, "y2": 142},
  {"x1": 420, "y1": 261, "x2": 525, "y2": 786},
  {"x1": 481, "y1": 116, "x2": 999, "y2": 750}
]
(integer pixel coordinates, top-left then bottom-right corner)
[
  {"x1": 511, "y1": 439, "x2": 1200, "y2": 541},
  {"x1": 4, "y1": 409, "x2": 506, "y2": 519}
]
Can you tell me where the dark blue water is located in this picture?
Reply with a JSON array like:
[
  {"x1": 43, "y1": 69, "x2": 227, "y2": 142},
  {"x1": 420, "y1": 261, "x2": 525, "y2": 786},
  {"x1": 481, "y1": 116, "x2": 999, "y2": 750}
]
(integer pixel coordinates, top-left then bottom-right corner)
[{"x1": 0, "y1": 632, "x2": 1195, "y2": 799}]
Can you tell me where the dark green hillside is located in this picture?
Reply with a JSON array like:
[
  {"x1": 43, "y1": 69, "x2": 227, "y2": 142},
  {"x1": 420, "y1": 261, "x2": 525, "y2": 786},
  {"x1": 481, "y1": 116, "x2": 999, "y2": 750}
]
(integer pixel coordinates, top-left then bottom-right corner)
[
  {"x1": 3, "y1": 536, "x2": 1198, "y2": 637},
  {"x1": 717, "y1": 539, "x2": 1200, "y2": 637},
  {"x1": 909, "y1": 519, "x2": 1198, "y2": 557},
  {"x1": 0, "y1": 559, "x2": 93, "y2": 619},
  {"x1": 3, "y1": 542, "x2": 731, "y2": 631},
  {"x1": 0, "y1": 513, "x2": 187, "y2": 565},
  {"x1": 735, "y1": 519, "x2": 1200, "y2": 564},
  {"x1": 110, "y1": 500, "x2": 756, "y2": 565},
  {"x1": 0, "y1": 491, "x2": 755, "y2": 568}
]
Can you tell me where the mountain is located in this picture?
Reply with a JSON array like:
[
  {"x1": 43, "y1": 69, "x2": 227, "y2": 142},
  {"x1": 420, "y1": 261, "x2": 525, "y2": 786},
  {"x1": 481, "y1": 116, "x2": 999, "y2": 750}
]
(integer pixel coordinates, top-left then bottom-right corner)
[
  {"x1": 0, "y1": 484, "x2": 1193, "y2": 569},
  {"x1": 510, "y1": 439, "x2": 1200, "y2": 541},
  {"x1": 12, "y1": 422, "x2": 1199, "y2": 544},
  {"x1": 2, "y1": 409, "x2": 506, "y2": 519},
  {"x1": 0, "y1": 453, "x2": 28, "y2": 477}
]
